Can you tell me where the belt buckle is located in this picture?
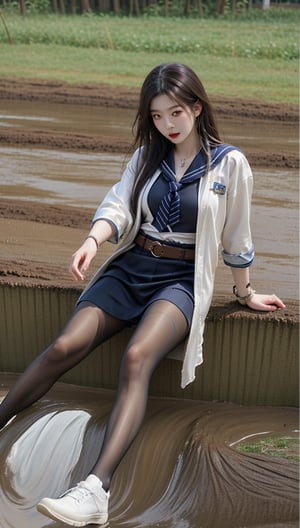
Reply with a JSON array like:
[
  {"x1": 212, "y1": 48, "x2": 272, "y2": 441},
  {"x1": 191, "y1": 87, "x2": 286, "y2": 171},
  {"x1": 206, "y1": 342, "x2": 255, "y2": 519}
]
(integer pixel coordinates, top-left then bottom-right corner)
[{"x1": 149, "y1": 241, "x2": 164, "y2": 257}]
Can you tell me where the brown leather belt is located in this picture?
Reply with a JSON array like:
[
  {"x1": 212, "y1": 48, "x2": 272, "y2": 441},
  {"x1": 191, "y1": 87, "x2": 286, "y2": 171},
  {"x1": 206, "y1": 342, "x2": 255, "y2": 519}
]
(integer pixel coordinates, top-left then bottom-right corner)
[{"x1": 134, "y1": 234, "x2": 195, "y2": 261}]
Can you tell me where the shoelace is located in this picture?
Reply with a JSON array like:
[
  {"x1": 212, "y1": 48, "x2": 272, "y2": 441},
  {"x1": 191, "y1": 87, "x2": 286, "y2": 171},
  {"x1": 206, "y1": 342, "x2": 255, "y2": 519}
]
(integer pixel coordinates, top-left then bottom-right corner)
[{"x1": 60, "y1": 481, "x2": 95, "y2": 503}]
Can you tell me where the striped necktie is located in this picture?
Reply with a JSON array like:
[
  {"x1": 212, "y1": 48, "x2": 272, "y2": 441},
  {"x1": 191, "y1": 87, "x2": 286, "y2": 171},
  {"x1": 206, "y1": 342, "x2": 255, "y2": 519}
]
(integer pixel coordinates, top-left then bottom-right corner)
[{"x1": 153, "y1": 144, "x2": 237, "y2": 232}]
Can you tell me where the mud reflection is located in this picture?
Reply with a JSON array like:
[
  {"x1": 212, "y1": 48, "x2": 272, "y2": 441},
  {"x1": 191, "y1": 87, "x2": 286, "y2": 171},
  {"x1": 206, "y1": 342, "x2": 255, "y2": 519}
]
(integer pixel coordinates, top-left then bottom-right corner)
[
  {"x1": 0, "y1": 100, "x2": 133, "y2": 140},
  {"x1": 0, "y1": 100, "x2": 298, "y2": 156},
  {"x1": 0, "y1": 147, "x2": 121, "y2": 208},
  {"x1": 0, "y1": 377, "x2": 298, "y2": 528},
  {"x1": 0, "y1": 147, "x2": 298, "y2": 211}
]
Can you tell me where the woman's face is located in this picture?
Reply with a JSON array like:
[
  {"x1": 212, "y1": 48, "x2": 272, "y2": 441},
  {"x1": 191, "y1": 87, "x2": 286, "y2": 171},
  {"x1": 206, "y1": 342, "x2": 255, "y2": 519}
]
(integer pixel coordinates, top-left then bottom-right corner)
[{"x1": 150, "y1": 94, "x2": 202, "y2": 145}]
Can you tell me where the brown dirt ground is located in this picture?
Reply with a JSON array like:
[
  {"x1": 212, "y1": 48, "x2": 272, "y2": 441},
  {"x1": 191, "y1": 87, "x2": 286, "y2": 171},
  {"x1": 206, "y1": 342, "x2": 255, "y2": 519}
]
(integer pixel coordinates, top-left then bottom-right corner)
[
  {"x1": 0, "y1": 77, "x2": 298, "y2": 167},
  {"x1": 0, "y1": 78, "x2": 298, "y2": 322}
]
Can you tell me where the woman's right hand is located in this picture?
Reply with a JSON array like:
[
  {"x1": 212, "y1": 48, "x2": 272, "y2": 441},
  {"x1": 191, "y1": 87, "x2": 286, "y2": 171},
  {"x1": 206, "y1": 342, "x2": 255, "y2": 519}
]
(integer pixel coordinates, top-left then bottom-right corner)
[{"x1": 69, "y1": 237, "x2": 98, "y2": 281}]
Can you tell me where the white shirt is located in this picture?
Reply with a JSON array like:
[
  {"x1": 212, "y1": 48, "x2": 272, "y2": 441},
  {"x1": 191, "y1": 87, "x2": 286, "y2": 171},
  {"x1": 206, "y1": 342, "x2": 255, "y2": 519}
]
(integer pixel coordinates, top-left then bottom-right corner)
[{"x1": 79, "y1": 147, "x2": 254, "y2": 388}]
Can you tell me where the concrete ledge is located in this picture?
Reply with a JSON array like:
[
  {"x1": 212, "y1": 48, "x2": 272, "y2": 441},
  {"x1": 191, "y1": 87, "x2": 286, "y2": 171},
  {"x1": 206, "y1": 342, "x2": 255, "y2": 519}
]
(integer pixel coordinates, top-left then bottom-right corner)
[{"x1": 0, "y1": 283, "x2": 298, "y2": 406}]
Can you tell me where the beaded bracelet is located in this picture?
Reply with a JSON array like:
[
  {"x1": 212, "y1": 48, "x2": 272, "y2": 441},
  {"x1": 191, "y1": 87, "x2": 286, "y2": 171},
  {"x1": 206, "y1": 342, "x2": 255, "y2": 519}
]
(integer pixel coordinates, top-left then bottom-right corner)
[
  {"x1": 84, "y1": 235, "x2": 99, "y2": 249},
  {"x1": 233, "y1": 283, "x2": 256, "y2": 305}
]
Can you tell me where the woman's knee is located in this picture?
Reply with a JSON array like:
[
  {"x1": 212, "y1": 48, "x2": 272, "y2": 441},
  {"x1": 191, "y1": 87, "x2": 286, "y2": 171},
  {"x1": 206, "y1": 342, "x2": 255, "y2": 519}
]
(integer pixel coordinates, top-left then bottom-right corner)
[
  {"x1": 42, "y1": 335, "x2": 72, "y2": 364},
  {"x1": 121, "y1": 343, "x2": 149, "y2": 382}
]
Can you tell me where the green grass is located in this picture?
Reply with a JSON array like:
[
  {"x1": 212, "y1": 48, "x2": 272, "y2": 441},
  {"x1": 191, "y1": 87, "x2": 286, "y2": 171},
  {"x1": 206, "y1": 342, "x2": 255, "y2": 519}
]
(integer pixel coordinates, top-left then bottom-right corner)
[
  {"x1": 0, "y1": 13, "x2": 298, "y2": 59},
  {"x1": 237, "y1": 436, "x2": 299, "y2": 461},
  {"x1": 0, "y1": 13, "x2": 298, "y2": 103}
]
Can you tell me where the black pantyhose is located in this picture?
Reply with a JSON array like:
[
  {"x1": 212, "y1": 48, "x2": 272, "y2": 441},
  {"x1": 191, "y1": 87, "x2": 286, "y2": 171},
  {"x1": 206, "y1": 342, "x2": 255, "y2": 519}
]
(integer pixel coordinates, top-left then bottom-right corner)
[
  {"x1": 91, "y1": 300, "x2": 189, "y2": 491},
  {"x1": 0, "y1": 299, "x2": 188, "y2": 492},
  {"x1": 0, "y1": 302, "x2": 126, "y2": 431}
]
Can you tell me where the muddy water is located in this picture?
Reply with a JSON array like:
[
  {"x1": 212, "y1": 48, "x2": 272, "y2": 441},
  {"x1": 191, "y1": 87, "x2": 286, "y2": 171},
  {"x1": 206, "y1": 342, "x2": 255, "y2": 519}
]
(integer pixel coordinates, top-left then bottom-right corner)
[
  {"x1": 0, "y1": 100, "x2": 298, "y2": 300},
  {"x1": 0, "y1": 99, "x2": 298, "y2": 155},
  {"x1": 0, "y1": 100, "x2": 299, "y2": 527},
  {"x1": 0, "y1": 375, "x2": 298, "y2": 528},
  {"x1": 0, "y1": 151, "x2": 298, "y2": 298}
]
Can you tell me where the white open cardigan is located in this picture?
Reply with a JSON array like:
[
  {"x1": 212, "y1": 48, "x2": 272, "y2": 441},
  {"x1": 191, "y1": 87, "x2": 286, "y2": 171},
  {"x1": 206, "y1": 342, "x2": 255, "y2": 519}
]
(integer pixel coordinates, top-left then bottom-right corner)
[{"x1": 79, "y1": 147, "x2": 254, "y2": 388}]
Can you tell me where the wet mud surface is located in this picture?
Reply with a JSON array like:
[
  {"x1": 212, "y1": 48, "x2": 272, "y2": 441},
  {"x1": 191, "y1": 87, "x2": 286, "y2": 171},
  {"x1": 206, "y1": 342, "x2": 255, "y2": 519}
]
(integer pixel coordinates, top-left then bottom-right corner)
[
  {"x1": 0, "y1": 77, "x2": 298, "y2": 168},
  {"x1": 0, "y1": 374, "x2": 299, "y2": 528},
  {"x1": 0, "y1": 78, "x2": 298, "y2": 300}
]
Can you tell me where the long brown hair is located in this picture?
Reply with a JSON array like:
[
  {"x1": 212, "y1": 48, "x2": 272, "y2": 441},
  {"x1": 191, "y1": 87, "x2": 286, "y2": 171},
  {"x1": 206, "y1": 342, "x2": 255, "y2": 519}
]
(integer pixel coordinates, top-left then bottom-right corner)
[{"x1": 131, "y1": 63, "x2": 222, "y2": 216}]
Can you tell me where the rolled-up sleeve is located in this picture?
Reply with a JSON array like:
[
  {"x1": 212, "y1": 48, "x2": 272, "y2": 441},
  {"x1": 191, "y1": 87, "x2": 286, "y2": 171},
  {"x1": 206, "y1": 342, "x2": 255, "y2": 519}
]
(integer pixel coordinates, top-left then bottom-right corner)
[
  {"x1": 221, "y1": 152, "x2": 254, "y2": 268},
  {"x1": 222, "y1": 245, "x2": 254, "y2": 267}
]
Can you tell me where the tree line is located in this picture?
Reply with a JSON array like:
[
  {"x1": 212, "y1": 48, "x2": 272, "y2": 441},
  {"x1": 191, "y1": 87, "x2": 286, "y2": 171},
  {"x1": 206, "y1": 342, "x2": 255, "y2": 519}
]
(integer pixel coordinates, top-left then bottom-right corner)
[{"x1": 1, "y1": 0, "x2": 297, "y2": 17}]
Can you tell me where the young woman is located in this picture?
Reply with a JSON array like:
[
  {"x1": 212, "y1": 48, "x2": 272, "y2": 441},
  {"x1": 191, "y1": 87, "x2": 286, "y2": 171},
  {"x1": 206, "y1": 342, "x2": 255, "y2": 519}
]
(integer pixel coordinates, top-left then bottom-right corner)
[{"x1": 0, "y1": 63, "x2": 284, "y2": 527}]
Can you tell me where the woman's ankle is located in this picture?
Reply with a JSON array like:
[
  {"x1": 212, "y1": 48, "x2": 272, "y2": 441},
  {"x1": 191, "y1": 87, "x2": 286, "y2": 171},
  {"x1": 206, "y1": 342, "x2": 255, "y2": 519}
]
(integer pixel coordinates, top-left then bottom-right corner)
[{"x1": 90, "y1": 472, "x2": 110, "y2": 493}]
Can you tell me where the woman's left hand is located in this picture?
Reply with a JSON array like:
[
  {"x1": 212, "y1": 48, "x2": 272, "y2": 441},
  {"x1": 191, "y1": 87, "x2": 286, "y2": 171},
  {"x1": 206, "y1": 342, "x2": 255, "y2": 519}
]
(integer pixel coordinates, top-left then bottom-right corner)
[{"x1": 246, "y1": 293, "x2": 286, "y2": 312}]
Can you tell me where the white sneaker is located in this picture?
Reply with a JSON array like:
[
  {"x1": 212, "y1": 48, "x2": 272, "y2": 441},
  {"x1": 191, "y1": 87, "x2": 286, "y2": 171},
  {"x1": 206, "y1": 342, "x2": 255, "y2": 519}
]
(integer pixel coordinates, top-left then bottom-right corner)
[{"x1": 37, "y1": 474, "x2": 110, "y2": 527}]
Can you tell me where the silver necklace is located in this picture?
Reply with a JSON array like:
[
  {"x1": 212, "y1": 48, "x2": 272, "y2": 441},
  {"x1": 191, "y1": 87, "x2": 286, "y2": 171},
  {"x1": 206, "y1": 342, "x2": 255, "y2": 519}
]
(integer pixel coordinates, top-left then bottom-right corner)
[{"x1": 180, "y1": 155, "x2": 193, "y2": 168}]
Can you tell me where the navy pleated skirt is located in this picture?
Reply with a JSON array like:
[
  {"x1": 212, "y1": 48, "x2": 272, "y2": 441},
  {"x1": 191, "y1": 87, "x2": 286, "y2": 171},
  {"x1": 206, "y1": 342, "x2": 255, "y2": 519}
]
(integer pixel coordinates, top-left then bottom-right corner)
[{"x1": 79, "y1": 241, "x2": 195, "y2": 326}]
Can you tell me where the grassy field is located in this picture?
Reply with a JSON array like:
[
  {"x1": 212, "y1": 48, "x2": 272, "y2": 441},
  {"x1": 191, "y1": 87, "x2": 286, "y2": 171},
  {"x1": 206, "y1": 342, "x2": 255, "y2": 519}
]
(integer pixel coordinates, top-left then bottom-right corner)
[
  {"x1": 0, "y1": 12, "x2": 298, "y2": 103},
  {"x1": 237, "y1": 436, "x2": 299, "y2": 461}
]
